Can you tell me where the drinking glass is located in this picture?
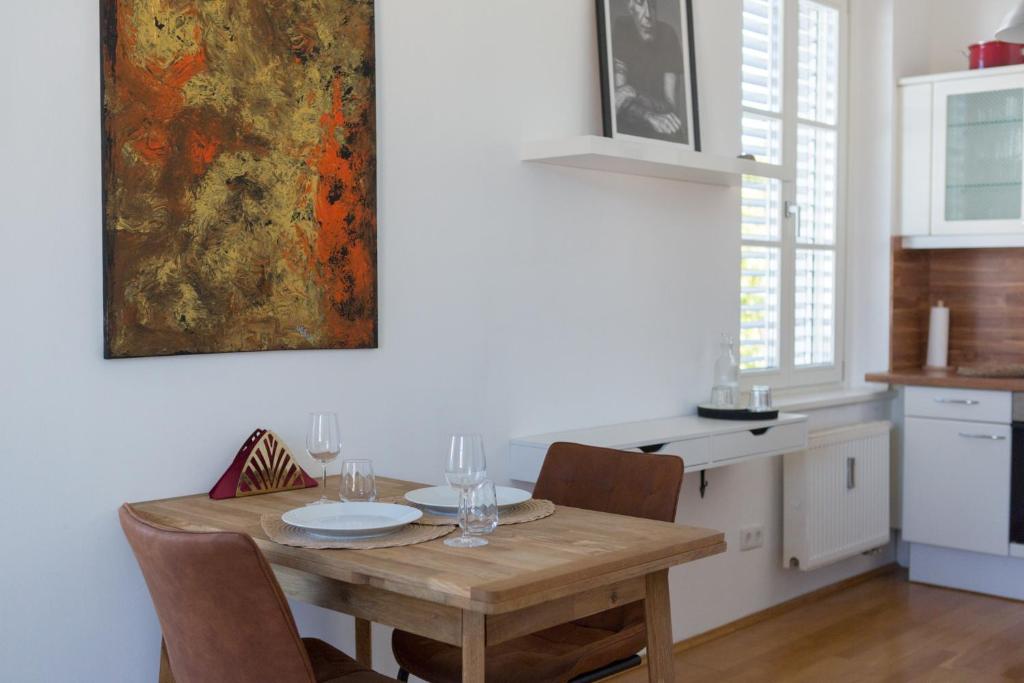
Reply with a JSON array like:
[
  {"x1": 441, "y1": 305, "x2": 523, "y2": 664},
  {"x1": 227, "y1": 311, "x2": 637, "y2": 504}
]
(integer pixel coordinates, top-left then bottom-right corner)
[
  {"x1": 306, "y1": 412, "x2": 340, "y2": 505},
  {"x1": 748, "y1": 385, "x2": 773, "y2": 412},
  {"x1": 710, "y1": 385, "x2": 736, "y2": 408},
  {"x1": 443, "y1": 434, "x2": 487, "y2": 548},
  {"x1": 340, "y1": 459, "x2": 377, "y2": 502},
  {"x1": 461, "y1": 480, "x2": 499, "y2": 544}
]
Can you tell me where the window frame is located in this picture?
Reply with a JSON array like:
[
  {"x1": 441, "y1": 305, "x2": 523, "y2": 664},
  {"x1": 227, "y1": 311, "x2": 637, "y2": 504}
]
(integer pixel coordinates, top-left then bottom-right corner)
[{"x1": 740, "y1": 0, "x2": 849, "y2": 391}]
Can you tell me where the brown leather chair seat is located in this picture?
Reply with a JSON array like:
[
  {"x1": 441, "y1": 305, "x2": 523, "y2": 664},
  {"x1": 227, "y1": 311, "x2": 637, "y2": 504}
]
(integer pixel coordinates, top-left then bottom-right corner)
[
  {"x1": 119, "y1": 504, "x2": 394, "y2": 683},
  {"x1": 391, "y1": 442, "x2": 684, "y2": 683},
  {"x1": 306, "y1": 638, "x2": 393, "y2": 683}
]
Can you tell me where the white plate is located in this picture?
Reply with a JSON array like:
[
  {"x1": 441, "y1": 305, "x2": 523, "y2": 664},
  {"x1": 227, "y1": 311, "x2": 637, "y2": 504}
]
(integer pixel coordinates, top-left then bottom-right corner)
[
  {"x1": 404, "y1": 486, "x2": 532, "y2": 513},
  {"x1": 280, "y1": 502, "x2": 422, "y2": 538}
]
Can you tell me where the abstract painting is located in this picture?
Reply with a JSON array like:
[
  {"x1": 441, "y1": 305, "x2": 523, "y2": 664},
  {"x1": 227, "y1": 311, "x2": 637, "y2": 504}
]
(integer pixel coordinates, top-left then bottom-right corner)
[{"x1": 101, "y1": 0, "x2": 377, "y2": 358}]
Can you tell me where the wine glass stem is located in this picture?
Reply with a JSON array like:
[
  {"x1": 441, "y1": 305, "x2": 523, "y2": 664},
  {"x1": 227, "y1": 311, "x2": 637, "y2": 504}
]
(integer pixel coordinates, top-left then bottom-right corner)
[
  {"x1": 459, "y1": 486, "x2": 469, "y2": 539},
  {"x1": 322, "y1": 463, "x2": 328, "y2": 500}
]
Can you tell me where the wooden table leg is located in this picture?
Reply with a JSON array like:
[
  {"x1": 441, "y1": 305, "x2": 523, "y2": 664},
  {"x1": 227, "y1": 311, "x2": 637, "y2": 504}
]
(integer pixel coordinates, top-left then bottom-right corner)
[
  {"x1": 158, "y1": 639, "x2": 175, "y2": 683},
  {"x1": 355, "y1": 617, "x2": 372, "y2": 667},
  {"x1": 644, "y1": 570, "x2": 675, "y2": 683},
  {"x1": 461, "y1": 610, "x2": 486, "y2": 682}
]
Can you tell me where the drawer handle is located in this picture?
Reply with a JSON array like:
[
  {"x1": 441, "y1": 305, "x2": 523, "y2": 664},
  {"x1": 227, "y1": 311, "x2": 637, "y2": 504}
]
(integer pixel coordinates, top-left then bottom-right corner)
[
  {"x1": 639, "y1": 443, "x2": 667, "y2": 454},
  {"x1": 750, "y1": 427, "x2": 771, "y2": 436},
  {"x1": 935, "y1": 398, "x2": 980, "y2": 405},
  {"x1": 957, "y1": 432, "x2": 1007, "y2": 441}
]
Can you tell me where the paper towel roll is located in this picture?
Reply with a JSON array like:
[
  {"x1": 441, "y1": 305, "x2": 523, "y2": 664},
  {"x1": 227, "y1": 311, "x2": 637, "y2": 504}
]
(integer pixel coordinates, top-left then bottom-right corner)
[{"x1": 926, "y1": 301, "x2": 949, "y2": 369}]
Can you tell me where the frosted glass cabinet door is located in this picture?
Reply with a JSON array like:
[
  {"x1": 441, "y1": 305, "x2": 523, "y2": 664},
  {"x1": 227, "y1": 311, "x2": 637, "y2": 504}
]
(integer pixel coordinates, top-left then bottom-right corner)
[{"x1": 932, "y1": 74, "x2": 1024, "y2": 235}]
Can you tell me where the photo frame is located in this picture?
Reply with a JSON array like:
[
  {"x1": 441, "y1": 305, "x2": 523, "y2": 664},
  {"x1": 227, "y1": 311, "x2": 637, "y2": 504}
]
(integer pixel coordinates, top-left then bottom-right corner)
[{"x1": 597, "y1": 0, "x2": 701, "y2": 151}]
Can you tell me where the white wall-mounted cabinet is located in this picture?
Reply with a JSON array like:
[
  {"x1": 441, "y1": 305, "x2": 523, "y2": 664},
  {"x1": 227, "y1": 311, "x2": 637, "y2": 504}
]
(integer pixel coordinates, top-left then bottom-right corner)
[
  {"x1": 932, "y1": 74, "x2": 1024, "y2": 235},
  {"x1": 898, "y1": 65, "x2": 1024, "y2": 242},
  {"x1": 899, "y1": 84, "x2": 932, "y2": 237},
  {"x1": 508, "y1": 413, "x2": 808, "y2": 483}
]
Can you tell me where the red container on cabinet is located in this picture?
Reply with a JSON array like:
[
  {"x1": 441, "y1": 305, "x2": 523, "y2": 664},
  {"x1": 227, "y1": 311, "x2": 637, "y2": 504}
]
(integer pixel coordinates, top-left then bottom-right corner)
[{"x1": 968, "y1": 41, "x2": 1024, "y2": 69}]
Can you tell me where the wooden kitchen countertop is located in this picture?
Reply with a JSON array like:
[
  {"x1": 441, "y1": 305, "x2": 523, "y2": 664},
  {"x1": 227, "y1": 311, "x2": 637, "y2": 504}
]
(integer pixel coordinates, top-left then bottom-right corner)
[{"x1": 866, "y1": 368, "x2": 1024, "y2": 392}]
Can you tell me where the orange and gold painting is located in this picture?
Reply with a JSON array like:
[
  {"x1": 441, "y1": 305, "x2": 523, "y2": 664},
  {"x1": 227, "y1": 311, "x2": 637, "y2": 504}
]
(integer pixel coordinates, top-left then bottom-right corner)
[{"x1": 101, "y1": 0, "x2": 377, "y2": 358}]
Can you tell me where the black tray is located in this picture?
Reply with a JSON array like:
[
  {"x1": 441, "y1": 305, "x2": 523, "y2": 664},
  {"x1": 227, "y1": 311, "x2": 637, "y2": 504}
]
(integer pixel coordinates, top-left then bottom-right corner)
[{"x1": 697, "y1": 405, "x2": 779, "y2": 421}]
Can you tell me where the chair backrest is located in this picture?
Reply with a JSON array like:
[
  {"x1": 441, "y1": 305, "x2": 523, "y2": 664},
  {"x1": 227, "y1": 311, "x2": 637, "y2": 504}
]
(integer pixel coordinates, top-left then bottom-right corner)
[
  {"x1": 532, "y1": 442, "x2": 684, "y2": 522},
  {"x1": 118, "y1": 505, "x2": 316, "y2": 683}
]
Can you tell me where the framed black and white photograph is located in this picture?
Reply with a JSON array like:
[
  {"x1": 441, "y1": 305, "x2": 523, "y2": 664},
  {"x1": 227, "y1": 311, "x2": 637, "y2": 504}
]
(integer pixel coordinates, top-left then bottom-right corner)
[{"x1": 597, "y1": 0, "x2": 700, "y2": 150}]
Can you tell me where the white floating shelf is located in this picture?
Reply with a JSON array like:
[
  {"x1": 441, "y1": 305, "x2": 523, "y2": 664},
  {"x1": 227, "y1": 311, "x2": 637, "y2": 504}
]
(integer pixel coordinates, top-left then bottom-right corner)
[
  {"x1": 521, "y1": 135, "x2": 792, "y2": 187},
  {"x1": 902, "y1": 234, "x2": 1024, "y2": 250}
]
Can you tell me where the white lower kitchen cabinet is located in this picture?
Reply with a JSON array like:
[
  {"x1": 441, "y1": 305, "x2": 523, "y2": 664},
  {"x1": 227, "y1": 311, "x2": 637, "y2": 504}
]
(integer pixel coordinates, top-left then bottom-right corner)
[
  {"x1": 897, "y1": 384, "x2": 1024, "y2": 600},
  {"x1": 903, "y1": 416, "x2": 1011, "y2": 556}
]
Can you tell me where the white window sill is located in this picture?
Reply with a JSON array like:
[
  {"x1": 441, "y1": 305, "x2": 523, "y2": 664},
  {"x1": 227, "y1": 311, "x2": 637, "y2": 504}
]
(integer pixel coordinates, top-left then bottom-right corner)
[{"x1": 771, "y1": 386, "x2": 896, "y2": 412}]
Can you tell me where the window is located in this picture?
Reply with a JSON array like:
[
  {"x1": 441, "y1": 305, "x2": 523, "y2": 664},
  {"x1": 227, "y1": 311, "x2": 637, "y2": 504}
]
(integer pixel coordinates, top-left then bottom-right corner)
[{"x1": 740, "y1": 0, "x2": 846, "y2": 388}]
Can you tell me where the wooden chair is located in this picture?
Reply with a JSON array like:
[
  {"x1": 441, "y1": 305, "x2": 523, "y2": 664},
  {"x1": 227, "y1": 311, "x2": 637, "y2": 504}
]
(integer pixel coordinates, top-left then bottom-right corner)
[
  {"x1": 119, "y1": 504, "x2": 393, "y2": 683},
  {"x1": 391, "y1": 442, "x2": 685, "y2": 683}
]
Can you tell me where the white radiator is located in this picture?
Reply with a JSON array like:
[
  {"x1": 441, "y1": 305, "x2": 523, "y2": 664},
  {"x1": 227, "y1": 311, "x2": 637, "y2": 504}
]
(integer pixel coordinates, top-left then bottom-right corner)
[{"x1": 783, "y1": 421, "x2": 892, "y2": 571}]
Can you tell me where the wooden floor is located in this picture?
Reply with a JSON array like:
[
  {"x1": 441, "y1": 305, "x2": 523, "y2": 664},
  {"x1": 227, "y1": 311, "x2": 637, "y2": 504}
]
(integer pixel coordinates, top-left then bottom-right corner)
[{"x1": 613, "y1": 569, "x2": 1024, "y2": 682}]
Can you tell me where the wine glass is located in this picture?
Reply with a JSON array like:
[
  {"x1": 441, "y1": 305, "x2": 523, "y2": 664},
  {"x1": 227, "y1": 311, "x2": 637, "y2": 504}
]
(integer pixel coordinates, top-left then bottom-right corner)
[
  {"x1": 444, "y1": 434, "x2": 488, "y2": 548},
  {"x1": 306, "y1": 412, "x2": 340, "y2": 506},
  {"x1": 340, "y1": 459, "x2": 377, "y2": 502}
]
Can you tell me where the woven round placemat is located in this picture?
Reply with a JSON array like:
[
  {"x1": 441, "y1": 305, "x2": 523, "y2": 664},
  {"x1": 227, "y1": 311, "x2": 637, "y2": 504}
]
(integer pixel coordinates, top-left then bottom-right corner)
[
  {"x1": 379, "y1": 497, "x2": 556, "y2": 527},
  {"x1": 260, "y1": 514, "x2": 455, "y2": 550}
]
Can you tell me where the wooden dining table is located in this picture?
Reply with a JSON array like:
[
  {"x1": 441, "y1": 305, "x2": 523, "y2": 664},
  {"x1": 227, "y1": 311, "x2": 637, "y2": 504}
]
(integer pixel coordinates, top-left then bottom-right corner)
[{"x1": 130, "y1": 476, "x2": 726, "y2": 683}]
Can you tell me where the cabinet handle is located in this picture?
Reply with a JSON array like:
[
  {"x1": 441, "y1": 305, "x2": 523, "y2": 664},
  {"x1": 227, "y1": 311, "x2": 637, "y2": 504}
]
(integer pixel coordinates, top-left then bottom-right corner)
[
  {"x1": 957, "y1": 432, "x2": 1007, "y2": 441},
  {"x1": 846, "y1": 457, "x2": 856, "y2": 490},
  {"x1": 935, "y1": 398, "x2": 980, "y2": 405}
]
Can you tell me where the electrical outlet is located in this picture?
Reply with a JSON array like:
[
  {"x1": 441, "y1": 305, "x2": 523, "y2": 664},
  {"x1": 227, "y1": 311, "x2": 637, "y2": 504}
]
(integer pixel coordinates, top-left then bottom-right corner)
[{"x1": 740, "y1": 525, "x2": 764, "y2": 551}]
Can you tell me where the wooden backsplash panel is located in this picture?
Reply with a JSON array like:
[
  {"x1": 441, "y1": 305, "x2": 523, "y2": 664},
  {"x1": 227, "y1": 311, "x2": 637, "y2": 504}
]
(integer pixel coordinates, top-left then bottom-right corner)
[
  {"x1": 931, "y1": 248, "x2": 1024, "y2": 366},
  {"x1": 891, "y1": 239, "x2": 931, "y2": 370},
  {"x1": 890, "y1": 238, "x2": 1024, "y2": 369}
]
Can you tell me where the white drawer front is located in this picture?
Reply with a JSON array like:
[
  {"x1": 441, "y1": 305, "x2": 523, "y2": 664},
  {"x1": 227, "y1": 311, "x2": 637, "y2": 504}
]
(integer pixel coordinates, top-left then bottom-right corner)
[
  {"x1": 903, "y1": 417, "x2": 1010, "y2": 556},
  {"x1": 712, "y1": 422, "x2": 806, "y2": 463},
  {"x1": 659, "y1": 438, "x2": 711, "y2": 469},
  {"x1": 626, "y1": 438, "x2": 711, "y2": 469},
  {"x1": 904, "y1": 387, "x2": 1011, "y2": 424}
]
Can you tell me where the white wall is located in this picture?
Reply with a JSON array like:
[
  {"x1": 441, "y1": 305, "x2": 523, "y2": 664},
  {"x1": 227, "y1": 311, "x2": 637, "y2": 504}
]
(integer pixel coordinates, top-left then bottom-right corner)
[
  {"x1": 894, "y1": 0, "x2": 1018, "y2": 76},
  {"x1": 846, "y1": 0, "x2": 896, "y2": 388},
  {"x1": 0, "y1": 1, "x2": 892, "y2": 680},
  {"x1": 926, "y1": 0, "x2": 1017, "y2": 74}
]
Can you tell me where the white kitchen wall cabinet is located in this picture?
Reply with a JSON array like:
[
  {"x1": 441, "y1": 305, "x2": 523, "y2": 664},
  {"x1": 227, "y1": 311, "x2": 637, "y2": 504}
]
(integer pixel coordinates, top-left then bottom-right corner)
[
  {"x1": 899, "y1": 65, "x2": 1024, "y2": 241},
  {"x1": 932, "y1": 74, "x2": 1024, "y2": 235},
  {"x1": 899, "y1": 83, "x2": 932, "y2": 237}
]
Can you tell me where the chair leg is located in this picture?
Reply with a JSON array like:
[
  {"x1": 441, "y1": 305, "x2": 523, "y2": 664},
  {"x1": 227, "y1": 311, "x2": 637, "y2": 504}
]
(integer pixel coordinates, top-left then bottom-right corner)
[{"x1": 397, "y1": 668, "x2": 410, "y2": 682}]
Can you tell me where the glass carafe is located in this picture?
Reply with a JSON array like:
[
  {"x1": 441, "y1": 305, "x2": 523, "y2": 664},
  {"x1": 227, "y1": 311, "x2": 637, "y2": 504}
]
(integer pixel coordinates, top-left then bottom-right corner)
[{"x1": 711, "y1": 335, "x2": 739, "y2": 407}]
